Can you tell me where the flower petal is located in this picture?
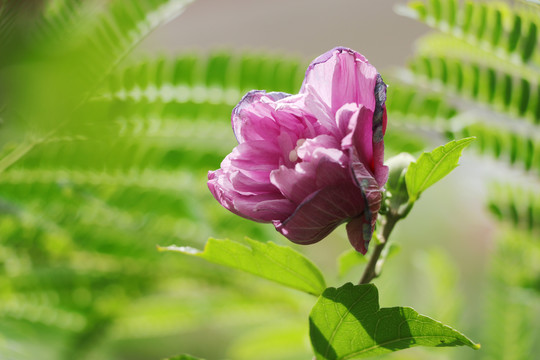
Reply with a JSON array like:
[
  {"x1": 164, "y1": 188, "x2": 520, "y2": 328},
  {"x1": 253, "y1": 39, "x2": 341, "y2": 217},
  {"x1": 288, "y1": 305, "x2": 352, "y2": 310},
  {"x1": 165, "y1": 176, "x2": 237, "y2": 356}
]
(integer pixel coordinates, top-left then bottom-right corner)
[
  {"x1": 348, "y1": 154, "x2": 384, "y2": 252},
  {"x1": 229, "y1": 170, "x2": 276, "y2": 195},
  {"x1": 372, "y1": 74, "x2": 389, "y2": 186},
  {"x1": 208, "y1": 169, "x2": 294, "y2": 222},
  {"x1": 372, "y1": 113, "x2": 388, "y2": 187},
  {"x1": 270, "y1": 146, "x2": 349, "y2": 205},
  {"x1": 270, "y1": 165, "x2": 317, "y2": 205},
  {"x1": 229, "y1": 140, "x2": 281, "y2": 172},
  {"x1": 232, "y1": 90, "x2": 291, "y2": 143},
  {"x1": 337, "y1": 103, "x2": 373, "y2": 169},
  {"x1": 273, "y1": 183, "x2": 367, "y2": 245},
  {"x1": 346, "y1": 217, "x2": 372, "y2": 254},
  {"x1": 296, "y1": 134, "x2": 342, "y2": 162},
  {"x1": 234, "y1": 194, "x2": 296, "y2": 222},
  {"x1": 300, "y1": 47, "x2": 378, "y2": 115}
]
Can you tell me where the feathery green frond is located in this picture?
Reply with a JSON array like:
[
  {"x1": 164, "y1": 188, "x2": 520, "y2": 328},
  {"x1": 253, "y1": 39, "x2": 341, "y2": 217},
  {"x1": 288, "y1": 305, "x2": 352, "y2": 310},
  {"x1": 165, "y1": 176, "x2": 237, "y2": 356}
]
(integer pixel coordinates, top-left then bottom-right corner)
[
  {"x1": 386, "y1": 82, "x2": 458, "y2": 128},
  {"x1": 105, "y1": 52, "x2": 305, "y2": 101},
  {"x1": 455, "y1": 122, "x2": 540, "y2": 172},
  {"x1": 2, "y1": 0, "x2": 194, "y2": 145},
  {"x1": 488, "y1": 183, "x2": 540, "y2": 232},
  {"x1": 491, "y1": 227, "x2": 540, "y2": 296},
  {"x1": 407, "y1": 54, "x2": 539, "y2": 122},
  {"x1": 37, "y1": 0, "x2": 87, "y2": 42},
  {"x1": 74, "y1": 0, "x2": 194, "y2": 84},
  {"x1": 482, "y1": 281, "x2": 539, "y2": 360},
  {"x1": 398, "y1": 0, "x2": 539, "y2": 63}
]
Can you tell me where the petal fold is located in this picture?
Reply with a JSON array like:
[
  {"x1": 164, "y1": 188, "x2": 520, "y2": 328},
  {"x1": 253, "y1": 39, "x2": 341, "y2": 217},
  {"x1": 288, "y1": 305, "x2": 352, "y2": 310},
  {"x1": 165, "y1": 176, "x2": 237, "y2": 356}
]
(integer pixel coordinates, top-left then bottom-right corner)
[{"x1": 273, "y1": 183, "x2": 367, "y2": 245}]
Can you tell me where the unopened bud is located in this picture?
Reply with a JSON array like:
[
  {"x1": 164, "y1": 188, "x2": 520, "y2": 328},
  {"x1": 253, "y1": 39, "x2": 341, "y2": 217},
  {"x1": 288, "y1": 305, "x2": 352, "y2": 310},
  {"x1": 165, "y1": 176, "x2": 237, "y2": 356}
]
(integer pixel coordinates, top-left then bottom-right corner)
[{"x1": 385, "y1": 153, "x2": 416, "y2": 214}]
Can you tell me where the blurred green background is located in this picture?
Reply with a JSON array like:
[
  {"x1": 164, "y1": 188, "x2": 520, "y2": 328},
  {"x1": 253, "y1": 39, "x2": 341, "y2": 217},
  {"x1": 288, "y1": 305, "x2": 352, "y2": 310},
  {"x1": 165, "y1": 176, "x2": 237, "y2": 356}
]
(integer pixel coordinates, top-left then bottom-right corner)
[{"x1": 0, "y1": 0, "x2": 539, "y2": 359}]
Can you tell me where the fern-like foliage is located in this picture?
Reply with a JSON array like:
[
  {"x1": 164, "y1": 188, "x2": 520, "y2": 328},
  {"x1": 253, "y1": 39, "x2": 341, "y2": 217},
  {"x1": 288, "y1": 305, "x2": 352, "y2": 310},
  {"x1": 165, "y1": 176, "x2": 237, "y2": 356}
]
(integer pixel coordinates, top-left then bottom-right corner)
[{"x1": 408, "y1": 49, "x2": 540, "y2": 122}]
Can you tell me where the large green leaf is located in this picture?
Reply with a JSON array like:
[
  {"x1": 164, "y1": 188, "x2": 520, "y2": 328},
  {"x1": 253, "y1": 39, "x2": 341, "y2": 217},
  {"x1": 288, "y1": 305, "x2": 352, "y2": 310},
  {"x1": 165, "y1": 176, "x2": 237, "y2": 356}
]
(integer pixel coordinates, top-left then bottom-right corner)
[
  {"x1": 309, "y1": 283, "x2": 479, "y2": 360},
  {"x1": 406, "y1": 137, "x2": 475, "y2": 202},
  {"x1": 164, "y1": 355, "x2": 205, "y2": 360},
  {"x1": 160, "y1": 238, "x2": 326, "y2": 295}
]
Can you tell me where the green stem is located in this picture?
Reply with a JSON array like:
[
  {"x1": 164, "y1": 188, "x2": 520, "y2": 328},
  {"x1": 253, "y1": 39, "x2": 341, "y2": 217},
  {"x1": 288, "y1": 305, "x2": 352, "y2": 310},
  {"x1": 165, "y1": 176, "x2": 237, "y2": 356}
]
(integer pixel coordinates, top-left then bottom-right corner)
[
  {"x1": 358, "y1": 212, "x2": 400, "y2": 284},
  {"x1": 0, "y1": 141, "x2": 37, "y2": 175},
  {"x1": 0, "y1": 130, "x2": 57, "y2": 175}
]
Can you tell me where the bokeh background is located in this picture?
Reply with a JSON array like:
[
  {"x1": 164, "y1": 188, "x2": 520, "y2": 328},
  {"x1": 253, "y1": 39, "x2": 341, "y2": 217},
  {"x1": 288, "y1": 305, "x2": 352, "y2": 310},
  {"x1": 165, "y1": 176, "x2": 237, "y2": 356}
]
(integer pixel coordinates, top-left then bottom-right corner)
[{"x1": 2, "y1": 0, "x2": 538, "y2": 359}]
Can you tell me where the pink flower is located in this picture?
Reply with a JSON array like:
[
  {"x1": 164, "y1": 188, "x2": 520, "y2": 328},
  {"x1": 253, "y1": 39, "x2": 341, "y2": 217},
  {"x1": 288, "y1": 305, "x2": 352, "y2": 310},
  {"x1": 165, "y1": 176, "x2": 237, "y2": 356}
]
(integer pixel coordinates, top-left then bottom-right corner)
[{"x1": 208, "y1": 47, "x2": 388, "y2": 254}]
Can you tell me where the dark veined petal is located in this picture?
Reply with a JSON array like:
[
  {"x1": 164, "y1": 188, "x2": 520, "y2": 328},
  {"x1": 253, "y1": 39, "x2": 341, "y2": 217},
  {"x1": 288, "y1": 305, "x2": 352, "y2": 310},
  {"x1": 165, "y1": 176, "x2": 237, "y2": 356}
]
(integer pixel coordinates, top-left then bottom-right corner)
[
  {"x1": 273, "y1": 183, "x2": 367, "y2": 245},
  {"x1": 348, "y1": 153, "x2": 384, "y2": 253},
  {"x1": 270, "y1": 142, "x2": 349, "y2": 205},
  {"x1": 346, "y1": 217, "x2": 372, "y2": 254},
  {"x1": 372, "y1": 74, "x2": 389, "y2": 187}
]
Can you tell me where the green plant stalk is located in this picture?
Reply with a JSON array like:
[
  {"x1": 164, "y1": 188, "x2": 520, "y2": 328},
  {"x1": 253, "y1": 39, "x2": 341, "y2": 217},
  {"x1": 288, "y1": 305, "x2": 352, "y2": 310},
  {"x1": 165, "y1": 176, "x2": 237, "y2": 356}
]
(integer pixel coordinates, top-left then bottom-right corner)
[{"x1": 358, "y1": 203, "x2": 411, "y2": 284}]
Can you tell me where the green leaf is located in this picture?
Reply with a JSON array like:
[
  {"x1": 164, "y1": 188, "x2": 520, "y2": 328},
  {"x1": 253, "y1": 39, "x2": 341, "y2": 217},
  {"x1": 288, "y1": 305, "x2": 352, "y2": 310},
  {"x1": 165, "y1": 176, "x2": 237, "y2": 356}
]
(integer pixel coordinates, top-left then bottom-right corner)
[
  {"x1": 163, "y1": 355, "x2": 205, "y2": 360},
  {"x1": 309, "y1": 283, "x2": 480, "y2": 360},
  {"x1": 406, "y1": 137, "x2": 475, "y2": 202},
  {"x1": 159, "y1": 238, "x2": 326, "y2": 295}
]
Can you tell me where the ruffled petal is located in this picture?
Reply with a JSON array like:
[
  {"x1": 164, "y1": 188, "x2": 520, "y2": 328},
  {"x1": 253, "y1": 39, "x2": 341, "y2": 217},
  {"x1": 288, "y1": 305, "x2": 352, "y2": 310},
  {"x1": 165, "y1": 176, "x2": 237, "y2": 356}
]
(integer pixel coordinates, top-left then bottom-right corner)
[
  {"x1": 208, "y1": 169, "x2": 235, "y2": 211},
  {"x1": 229, "y1": 140, "x2": 281, "y2": 172},
  {"x1": 337, "y1": 103, "x2": 373, "y2": 168},
  {"x1": 270, "y1": 165, "x2": 317, "y2": 205},
  {"x1": 301, "y1": 91, "x2": 340, "y2": 137},
  {"x1": 296, "y1": 134, "x2": 343, "y2": 163},
  {"x1": 233, "y1": 194, "x2": 296, "y2": 222},
  {"x1": 229, "y1": 170, "x2": 276, "y2": 195},
  {"x1": 232, "y1": 90, "x2": 291, "y2": 143},
  {"x1": 208, "y1": 169, "x2": 294, "y2": 222},
  {"x1": 270, "y1": 148, "x2": 349, "y2": 205}
]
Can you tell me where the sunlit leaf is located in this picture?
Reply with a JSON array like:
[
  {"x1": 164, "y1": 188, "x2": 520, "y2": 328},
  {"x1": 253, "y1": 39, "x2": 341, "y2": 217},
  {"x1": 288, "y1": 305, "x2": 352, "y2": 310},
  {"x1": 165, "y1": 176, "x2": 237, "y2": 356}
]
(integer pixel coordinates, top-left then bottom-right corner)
[
  {"x1": 160, "y1": 238, "x2": 326, "y2": 295},
  {"x1": 309, "y1": 283, "x2": 480, "y2": 360},
  {"x1": 406, "y1": 137, "x2": 475, "y2": 202}
]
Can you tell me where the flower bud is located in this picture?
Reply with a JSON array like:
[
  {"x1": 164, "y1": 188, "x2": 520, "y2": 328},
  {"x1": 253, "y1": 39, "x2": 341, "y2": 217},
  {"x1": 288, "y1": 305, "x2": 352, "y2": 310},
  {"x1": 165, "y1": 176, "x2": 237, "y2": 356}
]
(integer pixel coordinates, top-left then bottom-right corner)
[{"x1": 385, "y1": 153, "x2": 415, "y2": 214}]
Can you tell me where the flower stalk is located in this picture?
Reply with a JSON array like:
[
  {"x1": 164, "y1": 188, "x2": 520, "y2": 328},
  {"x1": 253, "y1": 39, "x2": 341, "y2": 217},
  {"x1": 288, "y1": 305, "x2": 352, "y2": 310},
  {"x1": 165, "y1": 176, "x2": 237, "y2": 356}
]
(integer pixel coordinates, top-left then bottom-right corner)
[{"x1": 358, "y1": 201, "x2": 412, "y2": 284}]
